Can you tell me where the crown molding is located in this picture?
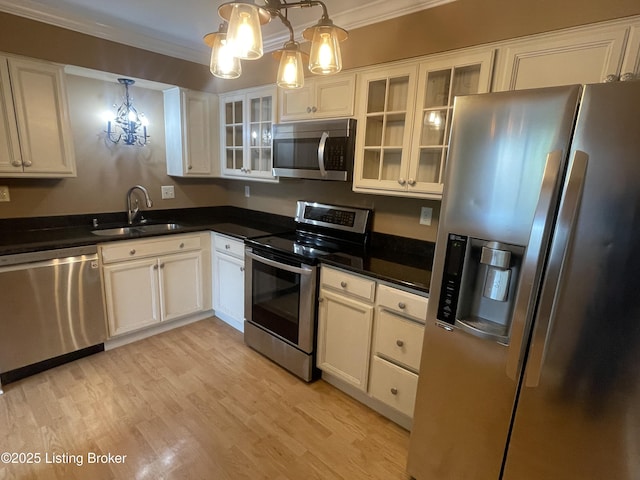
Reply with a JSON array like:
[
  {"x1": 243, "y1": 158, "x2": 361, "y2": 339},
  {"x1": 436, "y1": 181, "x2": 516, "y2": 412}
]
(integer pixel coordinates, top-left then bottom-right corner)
[{"x1": 0, "y1": 0, "x2": 455, "y2": 65}]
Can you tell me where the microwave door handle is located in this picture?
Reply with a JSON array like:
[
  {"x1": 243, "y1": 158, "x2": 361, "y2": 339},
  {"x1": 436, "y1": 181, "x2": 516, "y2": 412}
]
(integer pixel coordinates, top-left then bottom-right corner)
[{"x1": 318, "y1": 131, "x2": 329, "y2": 178}]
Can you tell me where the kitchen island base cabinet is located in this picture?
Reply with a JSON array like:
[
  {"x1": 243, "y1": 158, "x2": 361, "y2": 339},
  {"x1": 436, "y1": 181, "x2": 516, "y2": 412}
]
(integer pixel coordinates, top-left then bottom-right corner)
[{"x1": 100, "y1": 232, "x2": 211, "y2": 340}]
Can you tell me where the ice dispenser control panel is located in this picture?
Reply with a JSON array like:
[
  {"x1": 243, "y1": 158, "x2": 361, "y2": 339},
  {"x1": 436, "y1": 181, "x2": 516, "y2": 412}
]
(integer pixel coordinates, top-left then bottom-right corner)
[{"x1": 437, "y1": 233, "x2": 467, "y2": 325}]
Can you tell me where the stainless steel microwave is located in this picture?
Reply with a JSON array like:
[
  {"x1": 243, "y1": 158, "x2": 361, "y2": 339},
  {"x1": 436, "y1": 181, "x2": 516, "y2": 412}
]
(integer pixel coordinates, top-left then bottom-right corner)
[{"x1": 272, "y1": 118, "x2": 356, "y2": 181}]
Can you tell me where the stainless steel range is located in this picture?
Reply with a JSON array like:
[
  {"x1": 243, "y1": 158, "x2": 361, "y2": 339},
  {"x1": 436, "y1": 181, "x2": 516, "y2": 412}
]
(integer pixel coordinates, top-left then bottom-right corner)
[{"x1": 244, "y1": 201, "x2": 372, "y2": 381}]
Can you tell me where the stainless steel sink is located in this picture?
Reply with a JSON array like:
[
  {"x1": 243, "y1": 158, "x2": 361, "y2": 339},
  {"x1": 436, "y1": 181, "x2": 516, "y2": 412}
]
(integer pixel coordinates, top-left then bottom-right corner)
[{"x1": 91, "y1": 223, "x2": 183, "y2": 236}]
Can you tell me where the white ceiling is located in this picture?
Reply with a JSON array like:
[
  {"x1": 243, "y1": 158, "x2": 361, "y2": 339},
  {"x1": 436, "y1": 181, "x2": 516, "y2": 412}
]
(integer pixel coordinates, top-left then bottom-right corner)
[{"x1": 0, "y1": 0, "x2": 453, "y2": 65}]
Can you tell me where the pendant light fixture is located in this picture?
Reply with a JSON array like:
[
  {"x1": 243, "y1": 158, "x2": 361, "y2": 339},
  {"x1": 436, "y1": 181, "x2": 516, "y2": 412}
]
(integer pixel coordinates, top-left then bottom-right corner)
[
  {"x1": 205, "y1": 0, "x2": 348, "y2": 89},
  {"x1": 204, "y1": 23, "x2": 242, "y2": 79},
  {"x1": 104, "y1": 78, "x2": 149, "y2": 146}
]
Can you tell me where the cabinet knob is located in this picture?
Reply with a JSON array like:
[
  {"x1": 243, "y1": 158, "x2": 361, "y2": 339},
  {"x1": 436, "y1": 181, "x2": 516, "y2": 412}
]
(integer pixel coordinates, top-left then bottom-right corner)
[
  {"x1": 225, "y1": 244, "x2": 231, "y2": 249},
  {"x1": 621, "y1": 72, "x2": 637, "y2": 81},
  {"x1": 160, "y1": 263, "x2": 165, "y2": 269},
  {"x1": 240, "y1": 266, "x2": 245, "y2": 272},
  {"x1": 188, "y1": 165, "x2": 193, "y2": 170},
  {"x1": 11, "y1": 160, "x2": 22, "y2": 167},
  {"x1": 398, "y1": 178, "x2": 406, "y2": 186},
  {"x1": 340, "y1": 281, "x2": 347, "y2": 288},
  {"x1": 129, "y1": 249, "x2": 136, "y2": 255},
  {"x1": 153, "y1": 264, "x2": 158, "y2": 270},
  {"x1": 396, "y1": 339, "x2": 404, "y2": 347},
  {"x1": 408, "y1": 178, "x2": 416, "y2": 186},
  {"x1": 318, "y1": 297, "x2": 324, "y2": 302},
  {"x1": 240, "y1": 167, "x2": 246, "y2": 173},
  {"x1": 23, "y1": 160, "x2": 32, "y2": 167},
  {"x1": 390, "y1": 388, "x2": 398, "y2": 395},
  {"x1": 306, "y1": 107, "x2": 312, "y2": 113},
  {"x1": 398, "y1": 302, "x2": 406, "y2": 309},
  {"x1": 179, "y1": 242, "x2": 185, "y2": 248},
  {"x1": 311, "y1": 106, "x2": 317, "y2": 113}
]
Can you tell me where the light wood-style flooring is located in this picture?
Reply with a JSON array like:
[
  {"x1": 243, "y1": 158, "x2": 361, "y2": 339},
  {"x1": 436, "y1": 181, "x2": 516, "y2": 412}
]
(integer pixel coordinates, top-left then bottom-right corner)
[{"x1": 0, "y1": 317, "x2": 412, "y2": 479}]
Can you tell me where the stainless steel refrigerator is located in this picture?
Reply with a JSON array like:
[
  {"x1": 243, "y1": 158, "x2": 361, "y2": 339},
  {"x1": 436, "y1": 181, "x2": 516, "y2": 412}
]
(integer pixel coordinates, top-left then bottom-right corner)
[{"x1": 407, "y1": 80, "x2": 640, "y2": 480}]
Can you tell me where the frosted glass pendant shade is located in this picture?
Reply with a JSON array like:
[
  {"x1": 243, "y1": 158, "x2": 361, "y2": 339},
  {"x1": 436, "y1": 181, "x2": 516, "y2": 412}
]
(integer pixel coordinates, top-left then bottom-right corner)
[
  {"x1": 225, "y1": 3, "x2": 264, "y2": 60},
  {"x1": 277, "y1": 46, "x2": 304, "y2": 89}
]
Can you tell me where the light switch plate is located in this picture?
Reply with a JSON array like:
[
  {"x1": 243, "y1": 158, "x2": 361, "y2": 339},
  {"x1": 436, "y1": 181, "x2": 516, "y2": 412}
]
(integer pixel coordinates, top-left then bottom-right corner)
[
  {"x1": 161, "y1": 185, "x2": 175, "y2": 199},
  {"x1": 0, "y1": 185, "x2": 9, "y2": 202},
  {"x1": 419, "y1": 206, "x2": 432, "y2": 225}
]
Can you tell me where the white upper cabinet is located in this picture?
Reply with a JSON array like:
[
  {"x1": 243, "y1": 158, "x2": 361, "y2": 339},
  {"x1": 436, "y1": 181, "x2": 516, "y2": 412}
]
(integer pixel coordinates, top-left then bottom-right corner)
[
  {"x1": 278, "y1": 73, "x2": 355, "y2": 122},
  {"x1": 353, "y1": 49, "x2": 494, "y2": 199},
  {"x1": 219, "y1": 85, "x2": 278, "y2": 182},
  {"x1": 0, "y1": 55, "x2": 76, "y2": 177},
  {"x1": 164, "y1": 87, "x2": 219, "y2": 177},
  {"x1": 493, "y1": 21, "x2": 632, "y2": 91},
  {"x1": 621, "y1": 20, "x2": 640, "y2": 79}
]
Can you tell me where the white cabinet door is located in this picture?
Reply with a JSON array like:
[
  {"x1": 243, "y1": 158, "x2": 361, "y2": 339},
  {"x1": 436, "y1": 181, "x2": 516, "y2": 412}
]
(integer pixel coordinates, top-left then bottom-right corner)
[
  {"x1": 494, "y1": 23, "x2": 628, "y2": 91},
  {"x1": 220, "y1": 85, "x2": 277, "y2": 182},
  {"x1": 213, "y1": 252, "x2": 245, "y2": 326},
  {"x1": 0, "y1": 60, "x2": 20, "y2": 173},
  {"x1": 103, "y1": 258, "x2": 160, "y2": 337},
  {"x1": 0, "y1": 56, "x2": 75, "y2": 177},
  {"x1": 353, "y1": 64, "x2": 418, "y2": 193},
  {"x1": 621, "y1": 20, "x2": 640, "y2": 79},
  {"x1": 164, "y1": 87, "x2": 219, "y2": 177},
  {"x1": 159, "y1": 251, "x2": 203, "y2": 322},
  {"x1": 279, "y1": 74, "x2": 355, "y2": 121},
  {"x1": 317, "y1": 288, "x2": 374, "y2": 391}
]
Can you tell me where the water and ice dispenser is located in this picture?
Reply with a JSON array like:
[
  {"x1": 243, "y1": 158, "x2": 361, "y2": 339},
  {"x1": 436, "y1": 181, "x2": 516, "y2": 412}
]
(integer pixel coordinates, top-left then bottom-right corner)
[{"x1": 437, "y1": 233, "x2": 524, "y2": 343}]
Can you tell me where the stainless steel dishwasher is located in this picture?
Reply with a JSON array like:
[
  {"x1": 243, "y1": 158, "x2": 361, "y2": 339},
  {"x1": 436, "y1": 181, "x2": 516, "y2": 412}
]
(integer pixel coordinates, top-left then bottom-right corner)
[{"x1": 0, "y1": 245, "x2": 107, "y2": 393}]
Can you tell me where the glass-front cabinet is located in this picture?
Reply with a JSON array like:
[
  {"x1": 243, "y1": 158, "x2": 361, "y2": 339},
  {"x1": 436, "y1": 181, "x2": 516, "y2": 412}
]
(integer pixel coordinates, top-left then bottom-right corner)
[
  {"x1": 353, "y1": 49, "x2": 495, "y2": 198},
  {"x1": 220, "y1": 85, "x2": 277, "y2": 182}
]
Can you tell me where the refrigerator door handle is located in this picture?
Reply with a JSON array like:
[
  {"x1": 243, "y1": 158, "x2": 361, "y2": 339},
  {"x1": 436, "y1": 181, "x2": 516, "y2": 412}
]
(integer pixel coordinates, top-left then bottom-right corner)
[
  {"x1": 505, "y1": 150, "x2": 564, "y2": 381},
  {"x1": 524, "y1": 151, "x2": 589, "y2": 388}
]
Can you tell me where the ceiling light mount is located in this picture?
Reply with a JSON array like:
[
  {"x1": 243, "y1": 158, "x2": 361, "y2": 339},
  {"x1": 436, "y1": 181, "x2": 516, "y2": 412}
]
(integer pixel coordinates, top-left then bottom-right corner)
[{"x1": 204, "y1": 0, "x2": 348, "y2": 88}]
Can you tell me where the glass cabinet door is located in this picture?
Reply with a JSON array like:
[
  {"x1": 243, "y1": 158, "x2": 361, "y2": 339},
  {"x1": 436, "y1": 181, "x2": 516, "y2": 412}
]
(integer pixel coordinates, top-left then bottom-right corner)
[
  {"x1": 409, "y1": 50, "x2": 495, "y2": 196},
  {"x1": 222, "y1": 95, "x2": 244, "y2": 174},
  {"x1": 355, "y1": 65, "x2": 418, "y2": 192},
  {"x1": 247, "y1": 93, "x2": 273, "y2": 177}
]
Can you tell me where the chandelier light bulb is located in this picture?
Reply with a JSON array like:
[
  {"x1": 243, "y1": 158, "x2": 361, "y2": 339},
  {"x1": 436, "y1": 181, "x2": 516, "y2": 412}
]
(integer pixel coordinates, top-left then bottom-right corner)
[
  {"x1": 277, "y1": 43, "x2": 304, "y2": 89},
  {"x1": 226, "y1": 4, "x2": 263, "y2": 60}
]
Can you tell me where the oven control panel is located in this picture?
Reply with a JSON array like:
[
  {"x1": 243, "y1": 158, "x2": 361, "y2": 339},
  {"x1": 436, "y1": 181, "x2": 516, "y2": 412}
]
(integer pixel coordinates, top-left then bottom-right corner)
[{"x1": 295, "y1": 201, "x2": 371, "y2": 234}]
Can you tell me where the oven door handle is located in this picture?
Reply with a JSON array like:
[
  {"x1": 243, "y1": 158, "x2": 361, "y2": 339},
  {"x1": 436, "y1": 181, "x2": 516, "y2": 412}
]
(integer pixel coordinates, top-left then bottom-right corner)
[{"x1": 246, "y1": 251, "x2": 314, "y2": 276}]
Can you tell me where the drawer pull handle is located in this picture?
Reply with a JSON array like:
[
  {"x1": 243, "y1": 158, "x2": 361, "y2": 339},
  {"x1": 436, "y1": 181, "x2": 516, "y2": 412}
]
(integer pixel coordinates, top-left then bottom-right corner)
[
  {"x1": 225, "y1": 244, "x2": 231, "y2": 249},
  {"x1": 396, "y1": 339, "x2": 404, "y2": 347},
  {"x1": 340, "y1": 281, "x2": 347, "y2": 288},
  {"x1": 179, "y1": 242, "x2": 185, "y2": 248},
  {"x1": 390, "y1": 388, "x2": 398, "y2": 395},
  {"x1": 398, "y1": 302, "x2": 406, "y2": 309},
  {"x1": 130, "y1": 249, "x2": 136, "y2": 255}
]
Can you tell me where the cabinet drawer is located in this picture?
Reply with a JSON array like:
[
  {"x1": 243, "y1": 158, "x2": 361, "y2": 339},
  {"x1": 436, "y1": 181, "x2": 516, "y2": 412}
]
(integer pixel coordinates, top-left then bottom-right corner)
[
  {"x1": 321, "y1": 266, "x2": 375, "y2": 303},
  {"x1": 369, "y1": 356, "x2": 418, "y2": 418},
  {"x1": 374, "y1": 309, "x2": 424, "y2": 371},
  {"x1": 101, "y1": 234, "x2": 202, "y2": 264},
  {"x1": 377, "y1": 284, "x2": 428, "y2": 323},
  {"x1": 213, "y1": 233, "x2": 244, "y2": 258}
]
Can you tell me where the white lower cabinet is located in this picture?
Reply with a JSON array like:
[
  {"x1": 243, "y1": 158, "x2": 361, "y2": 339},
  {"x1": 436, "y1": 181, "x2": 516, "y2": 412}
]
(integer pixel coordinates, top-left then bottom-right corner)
[
  {"x1": 212, "y1": 233, "x2": 245, "y2": 331},
  {"x1": 317, "y1": 265, "x2": 427, "y2": 428},
  {"x1": 100, "y1": 233, "x2": 210, "y2": 338}
]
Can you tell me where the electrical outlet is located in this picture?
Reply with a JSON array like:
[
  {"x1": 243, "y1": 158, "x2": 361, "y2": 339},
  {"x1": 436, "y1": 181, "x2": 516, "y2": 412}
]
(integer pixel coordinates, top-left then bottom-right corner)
[
  {"x1": 161, "y1": 185, "x2": 175, "y2": 199},
  {"x1": 419, "y1": 206, "x2": 432, "y2": 226},
  {"x1": 245, "y1": 185, "x2": 250, "y2": 198},
  {"x1": 0, "y1": 185, "x2": 9, "y2": 202}
]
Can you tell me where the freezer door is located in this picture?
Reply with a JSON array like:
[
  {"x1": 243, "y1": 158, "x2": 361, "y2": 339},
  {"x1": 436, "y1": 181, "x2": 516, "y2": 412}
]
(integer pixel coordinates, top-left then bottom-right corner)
[
  {"x1": 408, "y1": 86, "x2": 581, "y2": 480},
  {"x1": 503, "y1": 81, "x2": 640, "y2": 479}
]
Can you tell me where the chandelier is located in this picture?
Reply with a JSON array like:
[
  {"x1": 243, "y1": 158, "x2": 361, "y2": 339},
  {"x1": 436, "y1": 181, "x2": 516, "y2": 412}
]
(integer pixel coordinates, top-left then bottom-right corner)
[
  {"x1": 203, "y1": 0, "x2": 348, "y2": 89},
  {"x1": 104, "y1": 78, "x2": 149, "y2": 146}
]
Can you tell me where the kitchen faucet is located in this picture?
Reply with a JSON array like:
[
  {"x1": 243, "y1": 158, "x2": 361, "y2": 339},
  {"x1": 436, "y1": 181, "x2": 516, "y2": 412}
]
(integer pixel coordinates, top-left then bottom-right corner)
[{"x1": 126, "y1": 185, "x2": 153, "y2": 224}]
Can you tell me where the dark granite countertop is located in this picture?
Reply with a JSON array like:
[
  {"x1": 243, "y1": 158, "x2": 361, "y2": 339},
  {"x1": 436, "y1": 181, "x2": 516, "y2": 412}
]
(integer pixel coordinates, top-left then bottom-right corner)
[
  {"x1": 0, "y1": 206, "x2": 293, "y2": 256},
  {"x1": 322, "y1": 232, "x2": 434, "y2": 294},
  {"x1": 0, "y1": 207, "x2": 432, "y2": 293}
]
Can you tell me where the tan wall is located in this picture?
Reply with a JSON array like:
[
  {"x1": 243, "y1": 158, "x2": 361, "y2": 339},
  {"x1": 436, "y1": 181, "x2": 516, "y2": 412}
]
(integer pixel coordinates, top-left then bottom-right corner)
[
  {"x1": 1, "y1": 1, "x2": 639, "y2": 242},
  {"x1": 0, "y1": 75, "x2": 227, "y2": 219}
]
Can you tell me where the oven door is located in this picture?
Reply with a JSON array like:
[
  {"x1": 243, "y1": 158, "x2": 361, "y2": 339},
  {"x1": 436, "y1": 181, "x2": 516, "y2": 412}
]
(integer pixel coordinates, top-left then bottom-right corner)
[{"x1": 244, "y1": 247, "x2": 316, "y2": 353}]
